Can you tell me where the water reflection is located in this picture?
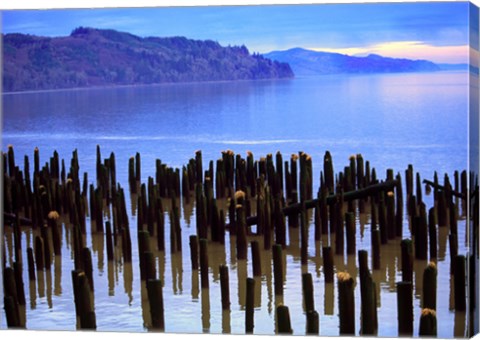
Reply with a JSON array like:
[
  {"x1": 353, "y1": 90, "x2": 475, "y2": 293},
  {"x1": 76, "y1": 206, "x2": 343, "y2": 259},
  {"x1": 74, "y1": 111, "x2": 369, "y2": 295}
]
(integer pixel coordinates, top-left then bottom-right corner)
[{"x1": 201, "y1": 288, "x2": 210, "y2": 332}]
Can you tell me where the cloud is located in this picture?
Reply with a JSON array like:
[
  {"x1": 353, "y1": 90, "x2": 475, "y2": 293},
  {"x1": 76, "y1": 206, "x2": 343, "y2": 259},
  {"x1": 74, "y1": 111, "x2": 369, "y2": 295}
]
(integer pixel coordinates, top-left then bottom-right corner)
[{"x1": 310, "y1": 41, "x2": 469, "y2": 64}]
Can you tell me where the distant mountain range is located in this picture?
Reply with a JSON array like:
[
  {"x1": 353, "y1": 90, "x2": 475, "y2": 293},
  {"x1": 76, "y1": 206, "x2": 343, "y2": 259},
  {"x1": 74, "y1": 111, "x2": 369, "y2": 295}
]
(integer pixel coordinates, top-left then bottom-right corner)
[
  {"x1": 2, "y1": 27, "x2": 293, "y2": 92},
  {"x1": 263, "y1": 47, "x2": 444, "y2": 76}
]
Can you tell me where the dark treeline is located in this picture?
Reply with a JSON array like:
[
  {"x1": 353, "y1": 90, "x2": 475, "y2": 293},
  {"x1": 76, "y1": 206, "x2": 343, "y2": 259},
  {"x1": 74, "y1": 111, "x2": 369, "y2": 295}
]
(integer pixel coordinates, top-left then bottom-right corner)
[{"x1": 2, "y1": 27, "x2": 294, "y2": 92}]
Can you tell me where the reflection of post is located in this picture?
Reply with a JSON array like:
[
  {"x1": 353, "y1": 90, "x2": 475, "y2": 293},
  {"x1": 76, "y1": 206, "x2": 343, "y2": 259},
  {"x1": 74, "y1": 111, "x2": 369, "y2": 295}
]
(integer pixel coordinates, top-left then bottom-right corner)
[
  {"x1": 262, "y1": 248, "x2": 273, "y2": 314},
  {"x1": 438, "y1": 225, "x2": 448, "y2": 260},
  {"x1": 174, "y1": 252, "x2": 184, "y2": 294},
  {"x1": 29, "y1": 279, "x2": 37, "y2": 310},
  {"x1": 201, "y1": 288, "x2": 210, "y2": 333},
  {"x1": 272, "y1": 244, "x2": 283, "y2": 296},
  {"x1": 324, "y1": 282, "x2": 334, "y2": 315},
  {"x1": 414, "y1": 259, "x2": 427, "y2": 299},
  {"x1": 37, "y1": 268, "x2": 45, "y2": 298},
  {"x1": 222, "y1": 309, "x2": 231, "y2": 334},
  {"x1": 45, "y1": 268, "x2": 52, "y2": 308},
  {"x1": 237, "y1": 259, "x2": 247, "y2": 306},
  {"x1": 246, "y1": 277, "x2": 255, "y2": 333},
  {"x1": 123, "y1": 262, "x2": 133, "y2": 304},
  {"x1": 107, "y1": 260, "x2": 114, "y2": 296},
  {"x1": 454, "y1": 311, "x2": 466, "y2": 337},
  {"x1": 191, "y1": 270, "x2": 199, "y2": 301}
]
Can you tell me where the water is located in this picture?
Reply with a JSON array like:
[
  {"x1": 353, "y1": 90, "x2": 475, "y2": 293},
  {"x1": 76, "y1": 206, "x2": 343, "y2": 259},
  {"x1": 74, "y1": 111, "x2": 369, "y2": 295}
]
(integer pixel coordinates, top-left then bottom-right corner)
[{"x1": 1, "y1": 71, "x2": 471, "y2": 337}]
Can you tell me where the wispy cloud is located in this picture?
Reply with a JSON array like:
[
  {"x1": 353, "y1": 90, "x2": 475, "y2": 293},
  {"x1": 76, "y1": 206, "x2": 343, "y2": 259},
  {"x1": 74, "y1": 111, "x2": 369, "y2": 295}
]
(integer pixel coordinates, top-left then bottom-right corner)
[{"x1": 310, "y1": 41, "x2": 469, "y2": 64}]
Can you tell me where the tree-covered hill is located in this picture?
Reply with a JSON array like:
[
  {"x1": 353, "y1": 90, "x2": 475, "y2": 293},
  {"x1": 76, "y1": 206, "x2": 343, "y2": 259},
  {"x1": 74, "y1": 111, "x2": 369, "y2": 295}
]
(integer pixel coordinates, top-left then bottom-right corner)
[{"x1": 2, "y1": 27, "x2": 294, "y2": 92}]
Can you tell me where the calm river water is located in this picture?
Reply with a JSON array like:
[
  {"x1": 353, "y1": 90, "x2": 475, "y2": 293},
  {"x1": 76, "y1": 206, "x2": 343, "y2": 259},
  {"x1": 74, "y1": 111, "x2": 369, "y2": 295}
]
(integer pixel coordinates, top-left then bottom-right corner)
[{"x1": 1, "y1": 72, "x2": 471, "y2": 337}]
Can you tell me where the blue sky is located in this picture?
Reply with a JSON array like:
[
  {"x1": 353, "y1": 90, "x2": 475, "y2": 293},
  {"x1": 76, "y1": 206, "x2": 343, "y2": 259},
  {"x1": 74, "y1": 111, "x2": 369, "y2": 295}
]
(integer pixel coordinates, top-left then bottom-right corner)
[{"x1": 1, "y1": 2, "x2": 471, "y2": 63}]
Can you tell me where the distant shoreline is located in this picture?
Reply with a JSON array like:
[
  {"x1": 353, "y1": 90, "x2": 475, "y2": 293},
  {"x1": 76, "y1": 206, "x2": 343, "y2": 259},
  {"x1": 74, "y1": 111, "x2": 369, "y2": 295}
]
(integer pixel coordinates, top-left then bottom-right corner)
[{"x1": 2, "y1": 69, "x2": 469, "y2": 96}]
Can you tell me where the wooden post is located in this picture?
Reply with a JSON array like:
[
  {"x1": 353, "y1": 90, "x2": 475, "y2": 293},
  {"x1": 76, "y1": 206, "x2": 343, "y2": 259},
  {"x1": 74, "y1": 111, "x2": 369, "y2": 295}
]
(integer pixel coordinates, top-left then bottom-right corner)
[
  {"x1": 220, "y1": 265, "x2": 230, "y2": 310},
  {"x1": 302, "y1": 272, "x2": 314, "y2": 312},
  {"x1": 144, "y1": 251, "x2": 156, "y2": 282},
  {"x1": 246, "y1": 277, "x2": 255, "y2": 334},
  {"x1": 147, "y1": 279, "x2": 165, "y2": 331},
  {"x1": 306, "y1": 310, "x2": 319, "y2": 335},
  {"x1": 401, "y1": 239, "x2": 413, "y2": 282},
  {"x1": 386, "y1": 191, "x2": 396, "y2": 240},
  {"x1": 322, "y1": 246, "x2": 334, "y2": 283},
  {"x1": 105, "y1": 221, "x2": 114, "y2": 261},
  {"x1": 345, "y1": 212, "x2": 356, "y2": 255},
  {"x1": 337, "y1": 272, "x2": 355, "y2": 335},
  {"x1": 422, "y1": 262, "x2": 437, "y2": 310},
  {"x1": 27, "y1": 247, "x2": 36, "y2": 281},
  {"x1": 276, "y1": 305, "x2": 292, "y2": 334},
  {"x1": 272, "y1": 244, "x2": 283, "y2": 296},
  {"x1": 251, "y1": 240, "x2": 261, "y2": 277},
  {"x1": 419, "y1": 308, "x2": 437, "y2": 336},
  {"x1": 454, "y1": 255, "x2": 466, "y2": 311},
  {"x1": 428, "y1": 208, "x2": 437, "y2": 260},
  {"x1": 82, "y1": 248, "x2": 94, "y2": 292},
  {"x1": 4, "y1": 295, "x2": 21, "y2": 328},
  {"x1": 189, "y1": 235, "x2": 199, "y2": 271},
  {"x1": 34, "y1": 236, "x2": 45, "y2": 270},
  {"x1": 397, "y1": 281, "x2": 413, "y2": 336},
  {"x1": 236, "y1": 205, "x2": 247, "y2": 260},
  {"x1": 372, "y1": 229, "x2": 381, "y2": 270}
]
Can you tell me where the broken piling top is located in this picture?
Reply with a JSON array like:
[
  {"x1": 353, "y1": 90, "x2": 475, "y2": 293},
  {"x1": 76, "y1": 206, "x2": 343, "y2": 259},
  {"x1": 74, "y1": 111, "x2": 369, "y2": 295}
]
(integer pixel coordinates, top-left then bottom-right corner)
[
  {"x1": 337, "y1": 271, "x2": 354, "y2": 285},
  {"x1": 48, "y1": 210, "x2": 60, "y2": 220}
]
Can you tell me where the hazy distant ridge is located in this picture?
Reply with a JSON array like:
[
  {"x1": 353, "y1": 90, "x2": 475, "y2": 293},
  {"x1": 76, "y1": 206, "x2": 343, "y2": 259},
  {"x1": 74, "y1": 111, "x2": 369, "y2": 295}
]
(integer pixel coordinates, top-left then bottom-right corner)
[
  {"x1": 2, "y1": 27, "x2": 294, "y2": 92},
  {"x1": 263, "y1": 47, "x2": 441, "y2": 76}
]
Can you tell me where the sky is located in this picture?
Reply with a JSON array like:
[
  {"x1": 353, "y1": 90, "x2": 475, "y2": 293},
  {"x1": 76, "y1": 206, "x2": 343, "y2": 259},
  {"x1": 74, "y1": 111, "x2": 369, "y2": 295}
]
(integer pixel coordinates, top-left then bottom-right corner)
[{"x1": 0, "y1": 1, "x2": 473, "y2": 64}]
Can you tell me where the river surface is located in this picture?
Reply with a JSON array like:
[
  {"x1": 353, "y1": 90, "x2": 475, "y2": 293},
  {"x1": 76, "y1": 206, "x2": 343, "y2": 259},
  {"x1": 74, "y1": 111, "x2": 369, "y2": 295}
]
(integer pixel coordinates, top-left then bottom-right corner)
[{"x1": 1, "y1": 72, "x2": 471, "y2": 337}]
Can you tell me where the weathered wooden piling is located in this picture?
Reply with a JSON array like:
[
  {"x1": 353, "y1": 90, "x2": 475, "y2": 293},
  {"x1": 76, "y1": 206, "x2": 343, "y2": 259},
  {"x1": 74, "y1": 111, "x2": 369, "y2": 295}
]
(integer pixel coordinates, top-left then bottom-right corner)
[
  {"x1": 276, "y1": 305, "x2": 293, "y2": 334},
  {"x1": 358, "y1": 251, "x2": 377, "y2": 335},
  {"x1": 105, "y1": 221, "x2": 114, "y2": 261},
  {"x1": 306, "y1": 310, "x2": 319, "y2": 335},
  {"x1": 345, "y1": 212, "x2": 356, "y2": 255},
  {"x1": 144, "y1": 251, "x2": 156, "y2": 282},
  {"x1": 419, "y1": 308, "x2": 437, "y2": 336},
  {"x1": 453, "y1": 254, "x2": 466, "y2": 311},
  {"x1": 138, "y1": 230, "x2": 151, "y2": 281},
  {"x1": 34, "y1": 236, "x2": 45, "y2": 270},
  {"x1": 72, "y1": 270, "x2": 96, "y2": 329},
  {"x1": 41, "y1": 225, "x2": 52, "y2": 269},
  {"x1": 302, "y1": 272, "x2": 315, "y2": 312},
  {"x1": 236, "y1": 204, "x2": 247, "y2": 260},
  {"x1": 371, "y1": 229, "x2": 381, "y2": 270},
  {"x1": 337, "y1": 272, "x2": 355, "y2": 335},
  {"x1": 401, "y1": 239, "x2": 413, "y2": 282},
  {"x1": 300, "y1": 205, "x2": 308, "y2": 265},
  {"x1": 397, "y1": 281, "x2": 413, "y2": 336},
  {"x1": 199, "y1": 238, "x2": 209, "y2": 289},
  {"x1": 246, "y1": 277, "x2": 255, "y2": 334},
  {"x1": 27, "y1": 247, "x2": 36, "y2": 281},
  {"x1": 220, "y1": 265, "x2": 230, "y2": 310},
  {"x1": 189, "y1": 235, "x2": 199, "y2": 271},
  {"x1": 428, "y1": 208, "x2": 437, "y2": 260},
  {"x1": 422, "y1": 262, "x2": 437, "y2": 310},
  {"x1": 322, "y1": 246, "x2": 334, "y2": 283},
  {"x1": 147, "y1": 279, "x2": 165, "y2": 331},
  {"x1": 272, "y1": 244, "x2": 283, "y2": 296},
  {"x1": 4, "y1": 295, "x2": 21, "y2": 328},
  {"x1": 251, "y1": 240, "x2": 261, "y2": 277},
  {"x1": 386, "y1": 191, "x2": 396, "y2": 240},
  {"x1": 82, "y1": 248, "x2": 94, "y2": 292}
]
